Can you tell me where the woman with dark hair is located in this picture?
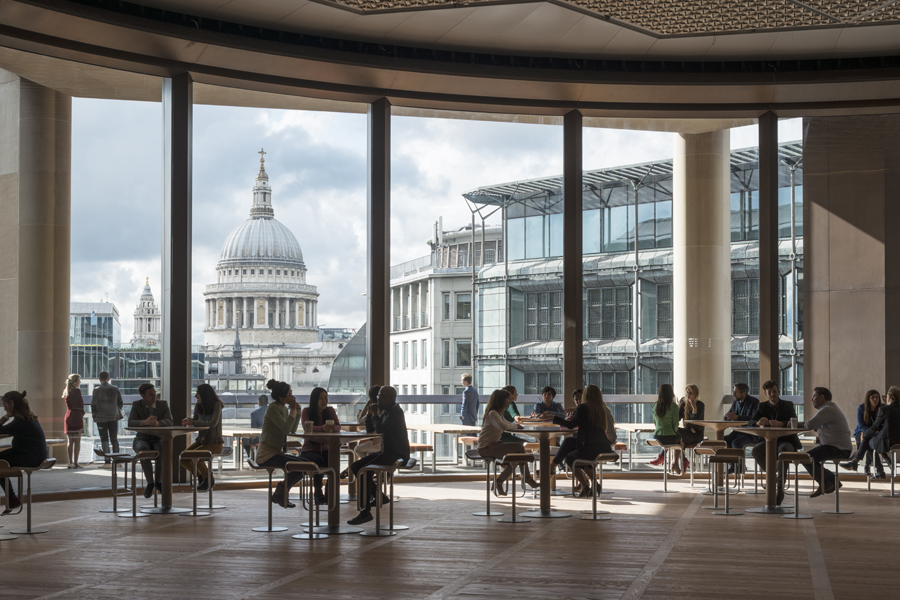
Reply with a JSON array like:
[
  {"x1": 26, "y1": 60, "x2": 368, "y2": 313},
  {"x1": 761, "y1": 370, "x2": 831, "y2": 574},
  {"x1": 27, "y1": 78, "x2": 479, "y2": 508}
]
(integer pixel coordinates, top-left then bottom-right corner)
[
  {"x1": 300, "y1": 387, "x2": 341, "y2": 504},
  {"x1": 478, "y1": 389, "x2": 538, "y2": 494},
  {"x1": 257, "y1": 379, "x2": 310, "y2": 507},
  {"x1": 841, "y1": 389, "x2": 885, "y2": 476},
  {"x1": 0, "y1": 391, "x2": 47, "y2": 513},
  {"x1": 861, "y1": 386, "x2": 900, "y2": 480},
  {"x1": 500, "y1": 385, "x2": 527, "y2": 443},
  {"x1": 179, "y1": 383, "x2": 224, "y2": 491},
  {"x1": 352, "y1": 386, "x2": 382, "y2": 459},
  {"x1": 650, "y1": 384, "x2": 681, "y2": 472},
  {"x1": 553, "y1": 385, "x2": 614, "y2": 497}
]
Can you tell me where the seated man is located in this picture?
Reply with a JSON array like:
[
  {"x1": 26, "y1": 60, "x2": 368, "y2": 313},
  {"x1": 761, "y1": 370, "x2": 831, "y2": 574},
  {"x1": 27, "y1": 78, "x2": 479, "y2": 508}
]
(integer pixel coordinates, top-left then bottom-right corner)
[
  {"x1": 242, "y1": 395, "x2": 268, "y2": 458},
  {"x1": 724, "y1": 383, "x2": 760, "y2": 473},
  {"x1": 348, "y1": 386, "x2": 410, "y2": 525},
  {"x1": 532, "y1": 386, "x2": 566, "y2": 420},
  {"x1": 800, "y1": 387, "x2": 853, "y2": 497},
  {"x1": 749, "y1": 380, "x2": 801, "y2": 505},
  {"x1": 128, "y1": 383, "x2": 173, "y2": 498}
]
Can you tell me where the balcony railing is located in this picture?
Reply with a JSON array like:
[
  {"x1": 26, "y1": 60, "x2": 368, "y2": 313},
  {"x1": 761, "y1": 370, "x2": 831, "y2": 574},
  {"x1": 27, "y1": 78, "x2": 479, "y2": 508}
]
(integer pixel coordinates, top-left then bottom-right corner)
[{"x1": 390, "y1": 254, "x2": 434, "y2": 280}]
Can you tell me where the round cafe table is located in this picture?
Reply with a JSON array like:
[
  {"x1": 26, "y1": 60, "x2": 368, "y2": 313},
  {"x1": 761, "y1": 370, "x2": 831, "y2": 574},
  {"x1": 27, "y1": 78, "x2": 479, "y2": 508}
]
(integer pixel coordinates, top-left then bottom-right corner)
[
  {"x1": 732, "y1": 426, "x2": 811, "y2": 514},
  {"x1": 516, "y1": 427, "x2": 572, "y2": 519},
  {"x1": 124, "y1": 426, "x2": 207, "y2": 514},
  {"x1": 287, "y1": 431, "x2": 382, "y2": 534},
  {"x1": 685, "y1": 420, "x2": 748, "y2": 486}
]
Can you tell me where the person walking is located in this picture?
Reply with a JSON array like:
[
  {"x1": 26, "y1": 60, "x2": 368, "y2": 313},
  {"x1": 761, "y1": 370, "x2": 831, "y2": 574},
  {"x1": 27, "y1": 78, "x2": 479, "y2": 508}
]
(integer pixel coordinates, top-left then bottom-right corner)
[
  {"x1": 63, "y1": 374, "x2": 85, "y2": 468},
  {"x1": 460, "y1": 374, "x2": 480, "y2": 427},
  {"x1": 92, "y1": 371, "x2": 124, "y2": 464}
]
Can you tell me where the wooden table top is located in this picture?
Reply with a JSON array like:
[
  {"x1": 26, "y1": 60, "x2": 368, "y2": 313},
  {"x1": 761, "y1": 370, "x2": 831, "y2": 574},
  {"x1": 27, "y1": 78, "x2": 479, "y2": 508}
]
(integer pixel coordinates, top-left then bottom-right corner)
[
  {"x1": 407, "y1": 424, "x2": 480, "y2": 434},
  {"x1": 615, "y1": 423, "x2": 656, "y2": 432},
  {"x1": 732, "y1": 426, "x2": 812, "y2": 438},
  {"x1": 287, "y1": 431, "x2": 382, "y2": 440},
  {"x1": 685, "y1": 420, "x2": 749, "y2": 430},
  {"x1": 125, "y1": 426, "x2": 207, "y2": 435},
  {"x1": 222, "y1": 426, "x2": 261, "y2": 436}
]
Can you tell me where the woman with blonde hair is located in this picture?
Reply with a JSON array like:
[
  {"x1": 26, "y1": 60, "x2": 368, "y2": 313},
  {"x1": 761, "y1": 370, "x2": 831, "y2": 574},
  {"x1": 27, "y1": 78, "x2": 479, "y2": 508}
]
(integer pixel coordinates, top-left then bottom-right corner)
[
  {"x1": 552, "y1": 385, "x2": 614, "y2": 497},
  {"x1": 63, "y1": 373, "x2": 85, "y2": 468},
  {"x1": 673, "y1": 384, "x2": 705, "y2": 474}
]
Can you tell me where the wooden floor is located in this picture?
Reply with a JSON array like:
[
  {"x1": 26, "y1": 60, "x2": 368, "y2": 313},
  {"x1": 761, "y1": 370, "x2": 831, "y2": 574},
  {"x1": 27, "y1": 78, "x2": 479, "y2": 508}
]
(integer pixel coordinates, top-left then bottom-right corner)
[{"x1": 1, "y1": 477, "x2": 898, "y2": 599}]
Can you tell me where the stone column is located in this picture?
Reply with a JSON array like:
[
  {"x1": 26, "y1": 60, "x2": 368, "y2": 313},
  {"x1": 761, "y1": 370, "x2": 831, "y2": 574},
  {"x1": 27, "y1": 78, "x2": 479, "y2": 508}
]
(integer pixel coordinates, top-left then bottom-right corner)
[
  {"x1": 672, "y1": 129, "x2": 732, "y2": 417},
  {"x1": 0, "y1": 72, "x2": 71, "y2": 449},
  {"x1": 274, "y1": 298, "x2": 281, "y2": 329},
  {"x1": 265, "y1": 298, "x2": 271, "y2": 328},
  {"x1": 294, "y1": 299, "x2": 300, "y2": 329},
  {"x1": 805, "y1": 115, "x2": 900, "y2": 419},
  {"x1": 242, "y1": 298, "x2": 248, "y2": 328}
]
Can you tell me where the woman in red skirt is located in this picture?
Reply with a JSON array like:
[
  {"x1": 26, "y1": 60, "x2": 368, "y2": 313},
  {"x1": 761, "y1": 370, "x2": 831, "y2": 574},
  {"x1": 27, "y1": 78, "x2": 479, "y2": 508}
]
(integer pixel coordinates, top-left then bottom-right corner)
[{"x1": 63, "y1": 374, "x2": 85, "y2": 468}]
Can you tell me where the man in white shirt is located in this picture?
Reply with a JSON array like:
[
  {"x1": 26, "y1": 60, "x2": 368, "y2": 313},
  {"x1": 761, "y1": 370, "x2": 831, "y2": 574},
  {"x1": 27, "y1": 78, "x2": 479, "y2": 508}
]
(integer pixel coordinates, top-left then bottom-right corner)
[{"x1": 800, "y1": 386, "x2": 853, "y2": 498}]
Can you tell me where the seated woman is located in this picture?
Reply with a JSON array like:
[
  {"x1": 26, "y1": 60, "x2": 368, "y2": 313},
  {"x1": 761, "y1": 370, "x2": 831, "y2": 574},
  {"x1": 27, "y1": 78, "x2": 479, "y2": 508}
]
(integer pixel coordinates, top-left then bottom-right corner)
[
  {"x1": 862, "y1": 385, "x2": 900, "y2": 479},
  {"x1": 651, "y1": 384, "x2": 681, "y2": 473},
  {"x1": 549, "y1": 389, "x2": 583, "y2": 475},
  {"x1": 352, "y1": 386, "x2": 383, "y2": 460},
  {"x1": 0, "y1": 391, "x2": 47, "y2": 513},
  {"x1": 841, "y1": 389, "x2": 885, "y2": 477},
  {"x1": 673, "y1": 384, "x2": 705, "y2": 475},
  {"x1": 477, "y1": 389, "x2": 538, "y2": 494},
  {"x1": 500, "y1": 385, "x2": 527, "y2": 443},
  {"x1": 300, "y1": 387, "x2": 341, "y2": 505},
  {"x1": 179, "y1": 383, "x2": 224, "y2": 491},
  {"x1": 553, "y1": 385, "x2": 614, "y2": 497},
  {"x1": 257, "y1": 380, "x2": 312, "y2": 508}
]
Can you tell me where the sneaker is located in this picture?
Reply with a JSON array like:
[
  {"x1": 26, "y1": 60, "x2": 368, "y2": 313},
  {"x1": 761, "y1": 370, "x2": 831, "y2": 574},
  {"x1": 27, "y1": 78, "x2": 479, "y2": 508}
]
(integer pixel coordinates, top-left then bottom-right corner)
[
  {"x1": 347, "y1": 510, "x2": 373, "y2": 525},
  {"x1": 875, "y1": 470, "x2": 887, "y2": 480},
  {"x1": 839, "y1": 461, "x2": 858, "y2": 472},
  {"x1": 649, "y1": 453, "x2": 665, "y2": 466}
]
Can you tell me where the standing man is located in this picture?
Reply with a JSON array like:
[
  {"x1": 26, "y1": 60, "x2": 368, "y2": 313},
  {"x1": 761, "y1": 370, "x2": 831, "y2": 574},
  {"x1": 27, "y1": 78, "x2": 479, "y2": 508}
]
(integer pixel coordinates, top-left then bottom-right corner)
[
  {"x1": 460, "y1": 373, "x2": 480, "y2": 427},
  {"x1": 347, "y1": 386, "x2": 410, "y2": 525},
  {"x1": 749, "y1": 380, "x2": 801, "y2": 505},
  {"x1": 801, "y1": 387, "x2": 853, "y2": 497},
  {"x1": 242, "y1": 394, "x2": 268, "y2": 458},
  {"x1": 92, "y1": 371, "x2": 124, "y2": 464},
  {"x1": 128, "y1": 383, "x2": 173, "y2": 498},
  {"x1": 724, "y1": 383, "x2": 760, "y2": 473}
]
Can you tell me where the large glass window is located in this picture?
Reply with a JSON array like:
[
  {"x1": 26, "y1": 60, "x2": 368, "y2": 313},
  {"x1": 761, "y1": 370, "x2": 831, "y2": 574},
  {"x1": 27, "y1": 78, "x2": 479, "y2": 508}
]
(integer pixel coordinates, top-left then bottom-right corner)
[
  {"x1": 603, "y1": 205, "x2": 629, "y2": 253},
  {"x1": 411, "y1": 340, "x2": 418, "y2": 368},
  {"x1": 455, "y1": 339, "x2": 472, "y2": 367},
  {"x1": 585, "y1": 370, "x2": 633, "y2": 394},
  {"x1": 508, "y1": 217, "x2": 525, "y2": 261},
  {"x1": 586, "y1": 287, "x2": 632, "y2": 339},
  {"x1": 524, "y1": 371, "x2": 561, "y2": 395},
  {"x1": 456, "y1": 292, "x2": 472, "y2": 320},
  {"x1": 402, "y1": 341, "x2": 409, "y2": 369},
  {"x1": 733, "y1": 278, "x2": 760, "y2": 335},
  {"x1": 657, "y1": 284, "x2": 673, "y2": 338},
  {"x1": 441, "y1": 339, "x2": 450, "y2": 368},
  {"x1": 525, "y1": 215, "x2": 544, "y2": 259},
  {"x1": 393, "y1": 342, "x2": 400, "y2": 370},
  {"x1": 442, "y1": 293, "x2": 451, "y2": 320},
  {"x1": 583, "y1": 209, "x2": 601, "y2": 254},
  {"x1": 422, "y1": 339, "x2": 428, "y2": 367},
  {"x1": 525, "y1": 291, "x2": 562, "y2": 341}
]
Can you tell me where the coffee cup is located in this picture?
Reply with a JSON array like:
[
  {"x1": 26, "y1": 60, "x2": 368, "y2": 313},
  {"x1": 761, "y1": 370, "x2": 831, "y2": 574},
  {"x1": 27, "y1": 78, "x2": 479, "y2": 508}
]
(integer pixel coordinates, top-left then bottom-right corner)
[
  {"x1": 790, "y1": 418, "x2": 799, "y2": 429},
  {"x1": 324, "y1": 419, "x2": 334, "y2": 432},
  {"x1": 303, "y1": 420, "x2": 313, "y2": 434}
]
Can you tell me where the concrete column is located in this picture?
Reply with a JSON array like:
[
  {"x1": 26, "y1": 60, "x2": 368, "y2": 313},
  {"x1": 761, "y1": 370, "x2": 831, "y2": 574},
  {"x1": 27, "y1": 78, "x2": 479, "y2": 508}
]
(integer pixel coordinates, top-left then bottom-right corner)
[
  {"x1": 805, "y1": 114, "x2": 900, "y2": 419},
  {"x1": 758, "y1": 112, "x2": 780, "y2": 387},
  {"x1": 562, "y1": 109, "x2": 583, "y2": 406},
  {"x1": 265, "y1": 298, "x2": 271, "y2": 328},
  {"x1": 0, "y1": 72, "x2": 71, "y2": 448},
  {"x1": 367, "y1": 98, "x2": 391, "y2": 388},
  {"x1": 673, "y1": 129, "x2": 732, "y2": 416}
]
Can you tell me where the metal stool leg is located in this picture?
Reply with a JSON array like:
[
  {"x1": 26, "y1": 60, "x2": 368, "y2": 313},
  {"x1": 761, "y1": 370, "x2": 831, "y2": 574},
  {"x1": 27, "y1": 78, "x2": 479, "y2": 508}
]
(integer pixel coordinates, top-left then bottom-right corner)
[
  {"x1": 11, "y1": 471, "x2": 47, "y2": 534},
  {"x1": 118, "y1": 462, "x2": 151, "y2": 518},
  {"x1": 180, "y1": 459, "x2": 210, "y2": 517},
  {"x1": 499, "y1": 463, "x2": 530, "y2": 523},
  {"x1": 253, "y1": 469, "x2": 287, "y2": 532},
  {"x1": 712, "y1": 466, "x2": 742, "y2": 516},
  {"x1": 655, "y1": 447, "x2": 677, "y2": 493},
  {"x1": 580, "y1": 464, "x2": 610, "y2": 520},
  {"x1": 295, "y1": 473, "x2": 328, "y2": 540},
  {"x1": 881, "y1": 450, "x2": 900, "y2": 498},
  {"x1": 783, "y1": 462, "x2": 811, "y2": 519},
  {"x1": 360, "y1": 470, "x2": 397, "y2": 536},
  {"x1": 205, "y1": 458, "x2": 225, "y2": 510},
  {"x1": 99, "y1": 459, "x2": 129, "y2": 513},
  {"x1": 822, "y1": 460, "x2": 853, "y2": 514},
  {"x1": 0, "y1": 478, "x2": 20, "y2": 541},
  {"x1": 383, "y1": 472, "x2": 408, "y2": 531}
]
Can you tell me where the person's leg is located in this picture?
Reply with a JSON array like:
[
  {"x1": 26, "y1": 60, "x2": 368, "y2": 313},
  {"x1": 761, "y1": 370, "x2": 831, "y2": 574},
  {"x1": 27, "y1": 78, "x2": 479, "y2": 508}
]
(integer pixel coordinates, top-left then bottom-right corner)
[
  {"x1": 552, "y1": 437, "x2": 576, "y2": 471},
  {"x1": 350, "y1": 453, "x2": 381, "y2": 509},
  {"x1": 751, "y1": 441, "x2": 767, "y2": 472},
  {"x1": 72, "y1": 433, "x2": 81, "y2": 466},
  {"x1": 66, "y1": 434, "x2": 76, "y2": 466},
  {"x1": 804, "y1": 445, "x2": 846, "y2": 490},
  {"x1": 97, "y1": 422, "x2": 111, "y2": 458},
  {"x1": 109, "y1": 422, "x2": 120, "y2": 454},
  {"x1": 133, "y1": 438, "x2": 154, "y2": 484},
  {"x1": 564, "y1": 449, "x2": 592, "y2": 494},
  {"x1": 300, "y1": 451, "x2": 328, "y2": 500}
]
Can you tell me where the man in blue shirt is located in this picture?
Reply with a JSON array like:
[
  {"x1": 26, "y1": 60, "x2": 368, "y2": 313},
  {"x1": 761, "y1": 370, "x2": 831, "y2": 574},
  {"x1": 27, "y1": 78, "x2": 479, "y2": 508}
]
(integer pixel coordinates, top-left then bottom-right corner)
[
  {"x1": 460, "y1": 374, "x2": 479, "y2": 427},
  {"x1": 242, "y1": 395, "x2": 268, "y2": 458},
  {"x1": 533, "y1": 386, "x2": 566, "y2": 419}
]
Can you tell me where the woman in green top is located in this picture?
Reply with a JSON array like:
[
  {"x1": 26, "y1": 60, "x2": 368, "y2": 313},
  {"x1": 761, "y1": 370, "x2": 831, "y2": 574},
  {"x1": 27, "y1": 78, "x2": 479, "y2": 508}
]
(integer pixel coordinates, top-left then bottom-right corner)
[
  {"x1": 650, "y1": 383, "x2": 681, "y2": 472},
  {"x1": 256, "y1": 379, "x2": 311, "y2": 508}
]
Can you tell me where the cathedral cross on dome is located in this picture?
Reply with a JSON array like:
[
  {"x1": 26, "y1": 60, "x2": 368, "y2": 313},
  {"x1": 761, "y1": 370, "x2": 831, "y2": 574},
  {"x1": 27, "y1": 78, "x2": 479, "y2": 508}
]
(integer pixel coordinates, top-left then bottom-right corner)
[{"x1": 259, "y1": 148, "x2": 266, "y2": 162}]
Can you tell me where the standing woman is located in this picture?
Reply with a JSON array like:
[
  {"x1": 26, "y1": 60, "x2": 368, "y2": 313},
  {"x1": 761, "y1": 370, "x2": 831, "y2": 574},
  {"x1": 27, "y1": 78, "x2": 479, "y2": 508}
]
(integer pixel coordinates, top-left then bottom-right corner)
[
  {"x1": 179, "y1": 384, "x2": 224, "y2": 491},
  {"x1": 257, "y1": 379, "x2": 309, "y2": 508},
  {"x1": 478, "y1": 389, "x2": 539, "y2": 494},
  {"x1": 63, "y1": 374, "x2": 85, "y2": 468},
  {"x1": 674, "y1": 384, "x2": 705, "y2": 474},
  {"x1": 0, "y1": 391, "x2": 47, "y2": 512},
  {"x1": 300, "y1": 387, "x2": 341, "y2": 505},
  {"x1": 652, "y1": 384, "x2": 681, "y2": 473},
  {"x1": 553, "y1": 385, "x2": 614, "y2": 497}
]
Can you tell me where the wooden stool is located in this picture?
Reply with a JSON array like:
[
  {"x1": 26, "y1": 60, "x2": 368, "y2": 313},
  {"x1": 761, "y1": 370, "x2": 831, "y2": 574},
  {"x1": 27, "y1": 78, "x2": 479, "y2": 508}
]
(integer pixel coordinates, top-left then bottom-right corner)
[
  {"x1": 179, "y1": 449, "x2": 213, "y2": 517},
  {"x1": 117, "y1": 451, "x2": 159, "y2": 518},
  {"x1": 682, "y1": 443, "x2": 704, "y2": 489},
  {"x1": 881, "y1": 444, "x2": 900, "y2": 498},
  {"x1": 467, "y1": 448, "x2": 503, "y2": 517},
  {"x1": 408, "y1": 442, "x2": 433, "y2": 473},
  {"x1": 286, "y1": 462, "x2": 335, "y2": 540},
  {"x1": 778, "y1": 451, "x2": 812, "y2": 519},
  {"x1": 358, "y1": 459, "x2": 404, "y2": 537},
  {"x1": 707, "y1": 452, "x2": 742, "y2": 516},
  {"x1": 818, "y1": 457, "x2": 852, "y2": 515},
  {"x1": 0, "y1": 460, "x2": 23, "y2": 541},
  {"x1": 459, "y1": 436, "x2": 479, "y2": 464},
  {"x1": 247, "y1": 459, "x2": 288, "y2": 533},
  {"x1": 614, "y1": 442, "x2": 627, "y2": 471},
  {"x1": 495, "y1": 453, "x2": 535, "y2": 523},
  {"x1": 646, "y1": 439, "x2": 680, "y2": 493},
  {"x1": 10, "y1": 459, "x2": 57, "y2": 534},
  {"x1": 693, "y1": 441, "x2": 721, "y2": 494},
  {"x1": 572, "y1": 453, "x2": 619, "y2": 521}
]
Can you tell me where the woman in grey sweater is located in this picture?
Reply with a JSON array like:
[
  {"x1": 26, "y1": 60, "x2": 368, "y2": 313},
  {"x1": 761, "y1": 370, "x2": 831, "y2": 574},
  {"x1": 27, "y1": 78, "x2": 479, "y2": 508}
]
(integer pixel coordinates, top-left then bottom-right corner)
[
  {"x1": 478, "y1": 389, "x2": 538, "y2": 494},
  {"x1": 180, "y1": 384, "x2": 223, "y2": 491}
]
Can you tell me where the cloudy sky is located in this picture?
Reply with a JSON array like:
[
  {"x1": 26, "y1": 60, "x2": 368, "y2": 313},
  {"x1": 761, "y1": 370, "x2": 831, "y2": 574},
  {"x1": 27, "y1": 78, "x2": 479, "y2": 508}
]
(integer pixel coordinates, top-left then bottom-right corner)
[{"x1": 70, "y1": 100, "x2": 801, "y2": 344}]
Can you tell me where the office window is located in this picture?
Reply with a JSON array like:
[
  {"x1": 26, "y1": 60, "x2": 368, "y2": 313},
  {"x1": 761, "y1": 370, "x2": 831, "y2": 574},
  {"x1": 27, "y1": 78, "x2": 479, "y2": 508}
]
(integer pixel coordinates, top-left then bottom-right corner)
[
  {"x1": 657, "y1": 284, "x2": 673, "y2": 338},
  {"x1": 455, "y1": 339, "x2": 472, "y2": 367},
  {"x1": 441, "y1": 385, "x2": 450, "y2": 395},
  {"x1": 455, "y1": 386, "x2": 466, "y2": 395},
  {"x1": 442, "y1": 293, "x2": 451, "y2": 320},
  {"x1": 456, "y1": 292, "x2": 472, "y2": 320},
  {"x1": 442, "y1": 339, "x2": 451, "y2": 368},
  {"x1": 733, "y1": 278, "x2": 760, "y2": 335},
  {"x1": 402, "y1": 341, "x2": 409, "y2": 369},
  {"x1": 525, "y1": 291, "x2": 562, "y2": 341},
  {"x1": 422, "y1": 385, "x2": 428, "y2": 395},
  {"x1": 412, "y1": 340, "x2": 418, "y2": 368},
  {"x1": 586, "y1": 370, "x2": 633, "y2": 395},
  {"x1": 411, "y1": 385, "x2": 417, "y2": 395},
  {"x1": 268, "y1": 269, "x2": 272, "y2": 275},
  {"x1": 402, "y1": 385, "x2": 408, "y2": 395},
  {"x1": 422, "y1": 340, "x2": 428, "y2": 367},
  {"x1": 393, "y1": 343, "x2": 400, "y2": 370},
  {"x1": 524, "y1": 372, "x2": 562, "y2": 395},
  {"x1": 586, "y1": 287, "x2": 632, "y2": 339},
  {"x1": 733, "y1": 370, "x2": 761, "y2": 396}
]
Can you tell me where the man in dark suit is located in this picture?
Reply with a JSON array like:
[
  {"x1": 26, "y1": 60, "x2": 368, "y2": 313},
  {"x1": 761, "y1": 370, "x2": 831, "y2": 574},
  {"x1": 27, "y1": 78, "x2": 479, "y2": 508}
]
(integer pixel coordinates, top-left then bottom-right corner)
[
  {"x1": 128, "y1": 382, "x2": 173, "y2": 498},
  {"x1": 749, "y1": 380, "x2": 801, "y2": 505},
  {"x1": 724, "y1": 383, "x2": 761, "y2": 473},
  {"x1": 347, "y1": 385, "x2": 410, "y2": 525}
]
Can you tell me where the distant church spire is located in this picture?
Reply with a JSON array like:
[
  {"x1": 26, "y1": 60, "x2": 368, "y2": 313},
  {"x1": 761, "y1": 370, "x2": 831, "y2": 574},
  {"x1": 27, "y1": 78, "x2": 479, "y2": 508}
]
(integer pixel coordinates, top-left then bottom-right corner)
[{"x1": 250, "y1": 149, "x2": 274, "y2": 219}]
